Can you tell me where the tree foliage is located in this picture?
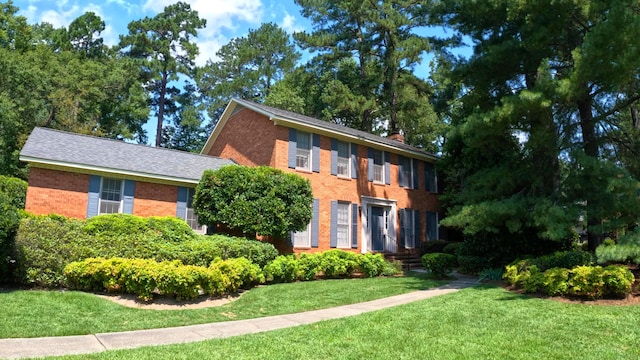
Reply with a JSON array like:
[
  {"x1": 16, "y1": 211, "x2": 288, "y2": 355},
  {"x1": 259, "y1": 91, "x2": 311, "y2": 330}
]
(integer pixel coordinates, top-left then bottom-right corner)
[
  {"x1": 119, "y1": 1, "x2": 206, "y2": 147},
  {"x1": 198, "y1": 22, "x2": 299, "y2": 120},
  {"x1": 435, "y1": 0, "x2": 640, "y2": 260},
  {"x1": 289, "y1": 0, "x2": 441, "y2": 150},
  {"x1": 194, "y1": 166, "x2": 313, "y2": 238}
]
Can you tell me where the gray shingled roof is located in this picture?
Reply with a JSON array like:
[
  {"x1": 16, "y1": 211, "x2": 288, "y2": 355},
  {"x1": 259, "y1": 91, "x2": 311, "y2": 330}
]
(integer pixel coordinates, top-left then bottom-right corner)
[
  {"x1": 20, "y1": 127, "x2": 234, "y2": 183},
  {"x1": 233, "y1": 98, "x2": 438, "y2": 159}
]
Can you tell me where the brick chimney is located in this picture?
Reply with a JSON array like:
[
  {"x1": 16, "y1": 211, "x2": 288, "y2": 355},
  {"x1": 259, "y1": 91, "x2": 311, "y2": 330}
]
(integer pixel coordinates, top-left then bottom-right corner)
[{"x1": 388, "y1": 131, "x2": 405, "y2": 143}]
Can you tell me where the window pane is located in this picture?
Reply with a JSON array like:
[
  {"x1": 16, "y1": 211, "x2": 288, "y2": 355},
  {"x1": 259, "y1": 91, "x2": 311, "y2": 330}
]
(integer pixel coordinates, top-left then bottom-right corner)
[
  {"x1": 296, "y1": 132, "x2": 311, "y2": 170},
  {"x1": 99, "y1": 178, "x2": 121, "y2": 214},
  {"x1": 336, "y1": 203, "x2": 350, "y2": 248},
  {"x1": 372, "y1": 150, "x2": 384, "y2": 182},
  {"x1": 293, "y1": 223, "x2": 311, "y2": 247},
  {"x1": 337, "y1": 141, "x2": 349, "y2": 177},
  {"x1": 185, "y1": 188, "x2": 205, "y2": 232},
  {"x1": 403, "y1": 210, "x2": 415, "y2": 248}
]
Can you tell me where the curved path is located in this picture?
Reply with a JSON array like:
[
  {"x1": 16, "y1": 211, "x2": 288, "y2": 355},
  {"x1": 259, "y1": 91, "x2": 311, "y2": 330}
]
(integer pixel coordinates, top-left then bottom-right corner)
[{"x1": 0, "y1": 274, "x2": 478, "y2": 359}]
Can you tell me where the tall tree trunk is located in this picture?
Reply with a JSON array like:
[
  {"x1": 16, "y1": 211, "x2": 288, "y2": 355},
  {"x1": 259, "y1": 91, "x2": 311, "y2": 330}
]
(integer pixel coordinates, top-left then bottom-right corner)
[
  {"x1": 156, "y1": 71, "x2": 168, "y2": 147},
  {"x1": 577, "y1": 90, "x2": 601, "y2": 251}
]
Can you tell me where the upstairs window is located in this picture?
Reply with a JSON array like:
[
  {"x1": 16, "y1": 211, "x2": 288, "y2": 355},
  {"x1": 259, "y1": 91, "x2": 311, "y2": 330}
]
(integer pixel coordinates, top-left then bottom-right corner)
[
  {"x1": 372, "y1": 150, "x2": 384, "y2": 183},
  {"x1": 296, "y1": 131, "x2": 312, "y2": 171},
  {"x1": 425, "y1": 162, "x2": 437, "y2": 193},
  {"x1": 367, "y1": 148, "x2": 390, "y2": 185},
  {"x1": 289, "y1": 129, "x2": 320, "y2": 172},
  {"x1": 336, "y1": 141, "x2": 350, "y2": 177}
]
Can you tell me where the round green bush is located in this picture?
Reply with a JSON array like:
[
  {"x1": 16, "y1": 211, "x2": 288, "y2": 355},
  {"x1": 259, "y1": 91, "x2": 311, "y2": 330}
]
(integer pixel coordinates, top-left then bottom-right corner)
[
  {"x1": 263, "y1": 255, "x2": 300, "y2": 283},
  {"x1": 422, "y1": 253, "x2": 457, "y2": 277}
]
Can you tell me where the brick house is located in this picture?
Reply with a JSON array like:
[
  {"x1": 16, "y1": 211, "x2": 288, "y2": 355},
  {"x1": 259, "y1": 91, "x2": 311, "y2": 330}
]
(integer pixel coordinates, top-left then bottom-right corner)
[
  {"x1": 20, "y1": 99, "x2": 441, "y2": 254},
  {"x1": 19, "y1": 127, "x2": 234, "y2": 233},
  {"x1": 202, "y1": 99, "x2": 441, "y2": 254}
]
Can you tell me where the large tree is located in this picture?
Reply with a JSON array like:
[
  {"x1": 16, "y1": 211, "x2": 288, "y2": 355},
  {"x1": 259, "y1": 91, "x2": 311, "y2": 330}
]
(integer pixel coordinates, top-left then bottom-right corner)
[
  {"x1": 119, "y1": 2, "x2": 205, "y2": 147},
  {"x1": 436, "y1": 0, "x2": 640, "y2": 259},
  {"x1": 292, "y1": 0, "x2": 440, "y2": 149},
  {"x1": 197, "y1": 22, "x2": 299, "y2": 121}
]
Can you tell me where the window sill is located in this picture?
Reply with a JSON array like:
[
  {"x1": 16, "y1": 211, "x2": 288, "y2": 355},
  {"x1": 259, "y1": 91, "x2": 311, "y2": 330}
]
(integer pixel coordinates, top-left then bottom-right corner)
[{"x1": 295, "y1": 168, "x2": 313, "y2": 174}]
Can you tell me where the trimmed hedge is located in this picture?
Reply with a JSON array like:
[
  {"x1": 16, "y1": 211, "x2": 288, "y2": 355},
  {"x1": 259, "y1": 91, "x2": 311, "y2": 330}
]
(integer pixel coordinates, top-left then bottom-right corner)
[
  {"x1": 13, "y1": 214, "x2": 278, "y2": 287},
  {"x1": 263, "y1": 251, "x2": 400, "y2": 283},
  {"x1": 0, "y1": 175, "x2": 27, "y2": 209},
  {"x1": 422, "y1": 253, "x2": 457, "y2": 277},
  {"x1": 504, "y1": 264, "x2": 634, "y2": 299},
  {"x1": 419, "y1": 240, "x2": 451, "y2": 256},
  {"x1": 64, "y1": 257, "x2": 264, "y2": 301}
]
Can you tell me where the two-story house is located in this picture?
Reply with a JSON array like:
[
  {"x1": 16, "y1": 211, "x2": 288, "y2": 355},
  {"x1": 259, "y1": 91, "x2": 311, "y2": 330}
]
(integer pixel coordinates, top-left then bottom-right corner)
[
  {"x1": 202, "y1": 99, "x2": 440, "y2": 254},
  {"x1": 19, "y1": 98, "x2": 441, "y2": 254}
]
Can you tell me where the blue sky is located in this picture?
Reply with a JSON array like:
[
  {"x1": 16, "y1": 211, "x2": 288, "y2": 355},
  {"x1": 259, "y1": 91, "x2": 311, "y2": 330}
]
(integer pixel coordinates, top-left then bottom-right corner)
[{"x1": 13, "y1": 0, "x2": 312, "y2": 67}]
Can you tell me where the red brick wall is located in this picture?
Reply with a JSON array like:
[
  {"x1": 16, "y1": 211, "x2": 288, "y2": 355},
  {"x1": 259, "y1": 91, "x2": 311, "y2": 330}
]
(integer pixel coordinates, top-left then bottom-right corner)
[
  {"x1": 25, "y1": 167, "x2": 90, "y2": 219},
  {"x1": 25, "y1": 167, "x2": 185, "y2": 219},
  {"x1": 209, "y1": 108, "x2": 278, "y2": 166},
  {"x1": 208, "y1": 108, "x2": 440, "y2": 254},
  {"x1": 133, "y1": 182, "x2": 178, "y2": 217}
]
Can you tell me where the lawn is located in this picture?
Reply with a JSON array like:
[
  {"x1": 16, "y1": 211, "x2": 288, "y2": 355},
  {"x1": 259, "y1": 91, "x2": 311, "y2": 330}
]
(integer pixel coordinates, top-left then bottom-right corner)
[
  {"x1": 53, "y1": 286, "x2": 640, "y2": 360},
  {"x1": 0, "y1": 273, "x2": 442, "y2": 338}
]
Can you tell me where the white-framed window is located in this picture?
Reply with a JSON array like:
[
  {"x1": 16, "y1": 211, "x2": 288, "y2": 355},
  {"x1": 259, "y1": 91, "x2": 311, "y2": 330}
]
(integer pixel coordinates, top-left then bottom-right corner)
[
  {"x1": 99, "y1": 177, "x2": 122, "y2": 214},
  {"x1": 296, "y1": 131, "x2": 312, "y2": 171},
  {"x1": 336, "y1": 140, "x2": 350, "y2": 177},
  {"x1": 336, "y1": 202, "x2": 351, "y2": 248},
  {"x1": 185, "y1": 188, "x2": 206, "y2": 233},
  {"x1": 293, "y1": 222, "x2": 311, "y2": 248},
  {"x1": 372, "y1": 149, "x2": 384, "y2": 183}
]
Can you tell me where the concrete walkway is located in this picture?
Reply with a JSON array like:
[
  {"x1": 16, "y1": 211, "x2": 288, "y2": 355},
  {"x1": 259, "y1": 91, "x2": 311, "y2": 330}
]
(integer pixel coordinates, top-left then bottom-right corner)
[{"x1": 0, "y1": 274, "x2": 478, "y2": 359}]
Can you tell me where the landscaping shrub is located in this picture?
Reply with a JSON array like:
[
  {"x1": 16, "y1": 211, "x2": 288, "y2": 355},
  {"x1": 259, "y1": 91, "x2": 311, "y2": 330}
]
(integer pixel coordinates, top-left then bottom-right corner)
[
  {"x1": 0, "y1": 176, "x2": 26, "y2": 283},
  {"x1": 442, "y1": 242, "x2": 463, "y2": 256},
  {"x1": 528, "y1": 250, "x2": 595, "y2": 270},
  {"x1": 297, "y1": 253, "x2": 322, "y2": 281},
  {"x1": 0, "y1": 175, "x2": 27, "y2": 209},
  {"x1": 456, "y1": 255, "x2": 490, "y2": 274},
  {"x1": 201, "y1": 235, "x2": 278, "y2": 268},
  {"x1": 64, "y1": 257, "x2": 266, "y2": 301},
  {"x1": 264, "y1": 250, "x2": 400, "y2": 283},
  {"x1": 317, "y1": 250, "x2": 359, "y2": 278},
  {"x1": 0, "y1": 192, "x2": 20, "y2": 282},
  {"x1": 419, "y1": 240, "x2": 451, "y2": 256},
  {"x1": 504, "y1": 262, "x2": 634, "y2": 300},
  {"x1": 356, "y1": 253, "x2": 388, "y2": 277},
  {"x1": 422, "y1": 253, "x2": 457, "y2": 277},
  {"x1": 13, "y1": 214, "x2": 277, "y2": 287},
  {"x1": 194, "y1": 165, "x2": 313, "y2": 237},
  {"x1": 82, "y1": 214, "x2": 197, "y2": 242},
  {"x1": 263, "y1": 255, "x2": 300, "y2": 283},
  {"x1": 209, "y1": 257, "x2": 264, "y2": 290},
  {"x1": 596, "y1": 228, "x2": 640, "y2": 264}
]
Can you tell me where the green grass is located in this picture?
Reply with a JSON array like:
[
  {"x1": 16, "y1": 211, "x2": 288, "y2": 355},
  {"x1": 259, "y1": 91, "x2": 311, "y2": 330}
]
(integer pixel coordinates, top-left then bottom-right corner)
[
  {"x1": 54, "y1": 286, "x2": 640, "y2": 360},
  {"x1": 0, "y1": 273, "x2": 442, "y2": 338}
]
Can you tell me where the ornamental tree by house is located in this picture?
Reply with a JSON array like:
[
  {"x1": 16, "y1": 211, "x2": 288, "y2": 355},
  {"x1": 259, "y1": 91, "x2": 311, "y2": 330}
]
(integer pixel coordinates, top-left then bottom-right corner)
[{"x1": 194, "y1": 165, "x2": 313, "y2": 238}]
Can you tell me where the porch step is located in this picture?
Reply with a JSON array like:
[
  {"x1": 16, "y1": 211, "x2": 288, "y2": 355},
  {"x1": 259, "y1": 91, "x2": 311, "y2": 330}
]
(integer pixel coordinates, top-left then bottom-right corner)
[{"x1": 384, "y1": 252, "x2": 423, "y2": 271}]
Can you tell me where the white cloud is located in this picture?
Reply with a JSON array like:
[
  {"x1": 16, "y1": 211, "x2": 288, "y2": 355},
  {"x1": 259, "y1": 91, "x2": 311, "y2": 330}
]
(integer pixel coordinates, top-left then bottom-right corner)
[
  {"x1": 39, "y1": 5, "x2": 78, "y2": 27},
  {"x1": 143, "y1": 0, "x2": 263, "y2": 36},
  {"x1": 141, "y1": 0, "x2": 264, "y2": 66},
  {"x1": 280, "y1": 11, "x2": 303, "y2": 34}
]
